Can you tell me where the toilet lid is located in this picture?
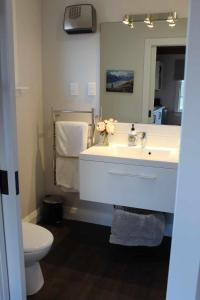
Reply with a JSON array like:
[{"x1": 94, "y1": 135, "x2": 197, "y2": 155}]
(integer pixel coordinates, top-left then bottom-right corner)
[{"x1": 22, "y1": 222, "x2": 54, "y2": 253}]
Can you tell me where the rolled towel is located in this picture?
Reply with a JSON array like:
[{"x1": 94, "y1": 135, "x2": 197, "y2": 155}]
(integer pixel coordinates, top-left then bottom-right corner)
[{"x1": 109, "y1": 208, "x2": 165, "y2": 247}]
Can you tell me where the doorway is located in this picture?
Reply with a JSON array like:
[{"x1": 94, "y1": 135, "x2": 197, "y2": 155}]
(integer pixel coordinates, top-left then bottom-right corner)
[
  {"x1": 154, "y1": 46, "x2": 186, "y2": 125},
  {"x1": 0, "y1": 0, "x2": 26, "y2": 298},
  {"x1": 142, "y1": 38, "x2": 186, "y2": 124}
]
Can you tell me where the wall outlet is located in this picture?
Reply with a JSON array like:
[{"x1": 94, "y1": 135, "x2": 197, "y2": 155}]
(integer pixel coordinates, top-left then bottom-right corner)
[
  {"x1": 88, "y1": 82, "x2": 96, "y2": 96},
  {"x1": 70, "y1": 82, "x2": 79, "y2": 96}
]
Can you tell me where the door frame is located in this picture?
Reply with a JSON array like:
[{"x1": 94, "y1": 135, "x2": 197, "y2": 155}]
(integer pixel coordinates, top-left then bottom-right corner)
[
  {"x1": 0, "y1": 198, "x2": 9, "y2": 299},
  {"x1": 0, "y1": 0, "x2": 26, "y2": 298},
  {"x1": 142, "y1": 37, "x2": 186, "y2": 124}
]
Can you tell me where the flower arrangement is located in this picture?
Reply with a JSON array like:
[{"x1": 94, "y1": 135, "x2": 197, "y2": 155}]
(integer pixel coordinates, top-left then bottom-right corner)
[{"x1": 96, "y1": 118, "x2": 117, "y2": 146}]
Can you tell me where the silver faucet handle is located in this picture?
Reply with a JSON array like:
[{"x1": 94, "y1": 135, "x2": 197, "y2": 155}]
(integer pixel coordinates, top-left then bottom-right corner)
[
  {"x1": 136, "y1": 131, "x2": 147, "y2": 148},
  {"x1": 137, "y1": 131, "x2": 146, "y2": 140}
]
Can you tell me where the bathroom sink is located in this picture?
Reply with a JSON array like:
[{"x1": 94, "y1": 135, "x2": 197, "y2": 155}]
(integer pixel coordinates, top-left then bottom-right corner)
[{"x1": 80, "y1": 144, "x2": 179, "y2": 168}]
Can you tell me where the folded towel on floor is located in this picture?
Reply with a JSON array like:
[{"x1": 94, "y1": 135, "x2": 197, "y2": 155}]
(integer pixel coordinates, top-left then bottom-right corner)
[
  {"x1": 56, "y1": 157, "x2": 79, "y2": 191},
  {"x1": 109, "y1": 209, "x2": 165, "y2": 247},
  {"x1": 56, "y1": 121, "x2": 88, "y2": 157}
]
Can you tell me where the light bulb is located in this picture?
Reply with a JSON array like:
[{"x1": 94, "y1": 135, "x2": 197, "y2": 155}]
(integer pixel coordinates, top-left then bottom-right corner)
[
  {"x1": 169, "y1": 21, "x2": 176, "y2": 27},
  {"x1": 123, "y1": 15, "x2": 129, "y2": 25},
  {"x1": 166, "y1": 12, "x2": 177, "y2": 23},
  {"x1": 128, "y1": 21, "x2": 134, "y2": 29},
  {"x1": 144, "y1": 15, "x2": 151, "y2": 24},
  {"x1": 147, "y1": 21, "x2": 154, "y2": 28},
  {"x1": 167, "y1": 15, "x2": 174, "y2": 23}
]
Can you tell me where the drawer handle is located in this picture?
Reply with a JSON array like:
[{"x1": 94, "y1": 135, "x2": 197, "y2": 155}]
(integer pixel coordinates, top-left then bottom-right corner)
[
  {"x1": 138, "y1": 174, "x2": 157, "y2": 180},
  {"x1": 108, "y1": 171, "x2": 156, "y2": 181}
]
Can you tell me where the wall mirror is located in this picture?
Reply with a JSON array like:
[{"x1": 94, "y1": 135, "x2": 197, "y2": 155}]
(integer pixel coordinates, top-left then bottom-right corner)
[{"x1": 100, "y1": 18, "x2": 187, "y2": 125}]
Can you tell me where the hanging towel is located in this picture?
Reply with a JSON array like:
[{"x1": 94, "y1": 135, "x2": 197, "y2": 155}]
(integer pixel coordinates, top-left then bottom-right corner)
[
  {"x1": 56, "y1": 121, "x2": 88, "y2": 157},
  {"x1": 56, "y1": 157, "x2": 79, "y2": 191},
  {"x1": 109, "y1": 209, "x2": 165, "y2": 247}
]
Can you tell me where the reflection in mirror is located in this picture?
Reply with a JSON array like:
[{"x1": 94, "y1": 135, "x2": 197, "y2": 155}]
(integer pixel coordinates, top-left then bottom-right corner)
[
  {"x1": 100, "y1": 19, "x2": 187, "y2": 125},
  {"x1": 154, "y1": 46, "x2": 185, "y2": 125}
]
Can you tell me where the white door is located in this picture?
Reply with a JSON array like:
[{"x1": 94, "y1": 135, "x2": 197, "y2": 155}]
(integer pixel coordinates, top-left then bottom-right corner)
[{"x1": 0, "y1": 0, "x2": 26, "y2": 299}]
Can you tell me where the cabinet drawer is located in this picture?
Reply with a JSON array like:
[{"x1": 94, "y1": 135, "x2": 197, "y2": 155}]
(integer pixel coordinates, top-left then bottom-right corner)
[{"x1": 80, "y1": 160, "x2": 177, "y2": 213}]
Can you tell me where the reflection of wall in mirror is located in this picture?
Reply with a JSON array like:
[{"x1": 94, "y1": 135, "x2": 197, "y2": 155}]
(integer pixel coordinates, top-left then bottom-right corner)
[{"x1": 100, "y1": 20, "x2": 187, "y2": 123}]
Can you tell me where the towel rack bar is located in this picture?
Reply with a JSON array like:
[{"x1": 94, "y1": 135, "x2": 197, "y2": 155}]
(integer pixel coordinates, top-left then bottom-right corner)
[{"x1": 53, "y1": 109, "x2": 94, "y2": 114}]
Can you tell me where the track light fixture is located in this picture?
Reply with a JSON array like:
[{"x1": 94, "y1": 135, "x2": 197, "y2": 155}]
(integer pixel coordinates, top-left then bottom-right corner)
[{"x1": 122, "y1": 12, "x2": 177, "y2": 30}]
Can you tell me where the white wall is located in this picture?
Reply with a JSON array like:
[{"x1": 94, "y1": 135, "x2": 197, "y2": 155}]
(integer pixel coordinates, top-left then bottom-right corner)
[
  {"x1": 13, "y1": 0, "x2": 45, "y2": 218},
  {"x1": 167, "y1": 0, "x2": 200, "y2": 298},
  {"x1": 42, "y1": 0, "x2": 188, "y2": 224},
  {"x1": 42, "y1": 0, "x2": 100, "y2": 198},
  {"x1": 51, "y1": 0, "x2": 188, "y2": 24}
]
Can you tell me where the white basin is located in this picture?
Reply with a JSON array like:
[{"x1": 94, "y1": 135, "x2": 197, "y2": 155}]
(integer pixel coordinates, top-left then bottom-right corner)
[
  {"x1": 81, "y1": 144, "x2": 179, "y2": 161},
  {"x1": 80, "y1": 144, "x2": 179, "y2": 168}
]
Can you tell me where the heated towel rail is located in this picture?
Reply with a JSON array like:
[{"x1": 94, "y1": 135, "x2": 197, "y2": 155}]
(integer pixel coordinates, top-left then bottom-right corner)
[{"x1": 52, "y1": 108, "x2": 95, "y2": 185}]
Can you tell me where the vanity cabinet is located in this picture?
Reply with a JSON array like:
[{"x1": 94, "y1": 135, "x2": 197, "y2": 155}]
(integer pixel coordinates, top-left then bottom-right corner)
[{"x1": 80, "y1": 159, "x2": 177, "y2": 213}]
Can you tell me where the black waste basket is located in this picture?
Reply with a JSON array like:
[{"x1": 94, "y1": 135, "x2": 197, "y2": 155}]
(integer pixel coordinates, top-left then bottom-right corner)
[{"x1": 42, "y1": 195, "x2": 64, "y2": 225}]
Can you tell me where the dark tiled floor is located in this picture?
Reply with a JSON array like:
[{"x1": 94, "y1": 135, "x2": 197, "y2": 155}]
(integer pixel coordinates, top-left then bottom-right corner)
[{"x1": 28, "y1": 221, "x2": 171, "y2": 300}]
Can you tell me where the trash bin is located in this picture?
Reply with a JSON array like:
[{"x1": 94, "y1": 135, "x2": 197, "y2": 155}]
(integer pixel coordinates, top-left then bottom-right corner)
[{"x1": 42, "y1": 195, "x2": 64, "y2": 225}]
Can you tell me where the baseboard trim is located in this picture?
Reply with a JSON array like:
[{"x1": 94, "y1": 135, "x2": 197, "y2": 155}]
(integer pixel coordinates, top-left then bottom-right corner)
[{"x1": 23, "y1": 207, "x2": 41, "y2": 224}]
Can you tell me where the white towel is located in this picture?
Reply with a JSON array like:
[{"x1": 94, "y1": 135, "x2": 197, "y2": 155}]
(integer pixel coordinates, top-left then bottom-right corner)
[
  {"x1": 56, "y1": 121, "x2": 88, "y2": 157},
  {"x1": 56, "y1": 157, "x2": 79, "y2": 191}
]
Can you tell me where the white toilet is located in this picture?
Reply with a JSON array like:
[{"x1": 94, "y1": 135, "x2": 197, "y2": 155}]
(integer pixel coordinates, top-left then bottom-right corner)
[{"x1": 22, "y1": 222, "x2": 54, "y2": 296}]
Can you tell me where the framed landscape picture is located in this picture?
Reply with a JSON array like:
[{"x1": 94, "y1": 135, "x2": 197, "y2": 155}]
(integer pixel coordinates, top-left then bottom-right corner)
[{"x1": 106, "y1": 70, "x2": 134, "y2": 93}]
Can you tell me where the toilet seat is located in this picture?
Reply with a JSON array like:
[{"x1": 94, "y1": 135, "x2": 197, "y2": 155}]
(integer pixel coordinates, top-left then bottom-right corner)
[{"x1": 22, "y1": 222, "x2": 54, "y2": 253}]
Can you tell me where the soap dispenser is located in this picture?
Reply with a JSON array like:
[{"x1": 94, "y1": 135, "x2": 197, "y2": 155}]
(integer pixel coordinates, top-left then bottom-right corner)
[{"x1": 128, "y1": 124, "x2": 137, "y2": 146}]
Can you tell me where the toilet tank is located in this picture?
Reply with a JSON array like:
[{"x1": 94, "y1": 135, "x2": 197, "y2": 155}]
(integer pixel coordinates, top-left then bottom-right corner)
[{"x1": 63, "y1": 4, "x2": 97, "y2": 34}]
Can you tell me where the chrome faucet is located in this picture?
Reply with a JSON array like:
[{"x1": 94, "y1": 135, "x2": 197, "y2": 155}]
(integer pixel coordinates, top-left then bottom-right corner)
[{"x1": 136, "y1": 131, "x2": 147, "y2": 147}]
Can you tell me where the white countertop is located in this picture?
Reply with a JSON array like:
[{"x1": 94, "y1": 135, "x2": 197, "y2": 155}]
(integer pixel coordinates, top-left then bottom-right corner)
[{"x1": 80, "y1": 144, "x2": 179, "y2": 169}]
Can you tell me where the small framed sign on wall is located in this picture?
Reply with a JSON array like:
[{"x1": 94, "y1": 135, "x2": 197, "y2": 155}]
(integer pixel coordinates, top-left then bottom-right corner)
[{"x1": 106, "y1": 70, "x2": 134, "y2": 93}]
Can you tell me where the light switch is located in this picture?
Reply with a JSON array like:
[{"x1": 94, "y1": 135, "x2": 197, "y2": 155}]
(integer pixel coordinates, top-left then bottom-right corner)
[
  {"x1": 88, "y1": 82, "x2": 96, "y2": 96},
  {"x1": 70, "y1": 82, "x2": 79, "y2": 96}
]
